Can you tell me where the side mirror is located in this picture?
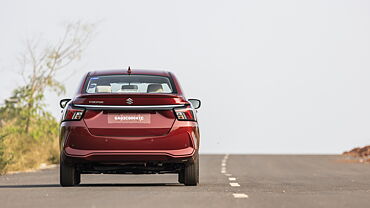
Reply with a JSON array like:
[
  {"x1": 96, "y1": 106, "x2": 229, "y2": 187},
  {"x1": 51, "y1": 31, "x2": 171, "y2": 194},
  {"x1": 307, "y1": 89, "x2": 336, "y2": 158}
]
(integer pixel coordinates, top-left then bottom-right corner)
[
  {"x1": 188, "y1": 99, "x2": 201, "y2": 109},
  {"x1": 60, "y1": 99, "x2": 71, "y2": 109}
]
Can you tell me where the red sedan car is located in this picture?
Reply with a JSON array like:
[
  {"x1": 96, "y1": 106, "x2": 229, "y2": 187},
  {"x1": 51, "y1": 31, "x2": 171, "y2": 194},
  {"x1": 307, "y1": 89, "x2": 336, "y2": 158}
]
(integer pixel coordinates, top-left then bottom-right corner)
[{"x1": 59, "y1": 68, "x2": 201, "y2": 186}]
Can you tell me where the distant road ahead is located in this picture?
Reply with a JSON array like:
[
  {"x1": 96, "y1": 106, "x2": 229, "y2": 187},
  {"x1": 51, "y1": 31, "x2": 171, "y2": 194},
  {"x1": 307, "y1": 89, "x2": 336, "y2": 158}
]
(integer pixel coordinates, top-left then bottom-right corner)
[{"x1": 1, "y1": 155, "x2": 370, "y2": 208}]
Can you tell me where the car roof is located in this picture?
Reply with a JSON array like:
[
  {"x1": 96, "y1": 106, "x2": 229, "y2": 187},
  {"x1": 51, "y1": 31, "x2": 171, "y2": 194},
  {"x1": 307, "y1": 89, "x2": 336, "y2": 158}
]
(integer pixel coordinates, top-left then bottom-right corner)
[{"x1": 88, "y1": 69, "x2": 171, "y2": 77}]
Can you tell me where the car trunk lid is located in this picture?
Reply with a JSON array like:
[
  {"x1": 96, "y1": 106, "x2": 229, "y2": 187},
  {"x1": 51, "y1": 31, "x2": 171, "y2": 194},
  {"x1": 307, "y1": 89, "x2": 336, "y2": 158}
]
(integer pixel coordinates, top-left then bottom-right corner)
[{"x1": 73, "y1": 94, "x2": 186, "y2": 137}]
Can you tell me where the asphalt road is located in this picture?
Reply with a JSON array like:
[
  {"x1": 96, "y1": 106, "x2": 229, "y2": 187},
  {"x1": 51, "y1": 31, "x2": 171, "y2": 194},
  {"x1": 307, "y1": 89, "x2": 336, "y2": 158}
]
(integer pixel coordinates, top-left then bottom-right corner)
[{"x1": 1, "y1": 155, "x2": 370, "y2": 208}]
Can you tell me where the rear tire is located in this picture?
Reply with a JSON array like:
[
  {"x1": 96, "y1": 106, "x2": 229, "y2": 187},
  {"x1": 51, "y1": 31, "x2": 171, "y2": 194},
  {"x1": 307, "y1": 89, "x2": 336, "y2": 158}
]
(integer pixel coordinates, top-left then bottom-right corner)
[
  {"x1": 178, "y1": 170, "x2": 185, "y2": 184},
  {"x1": 196, "y1": 156, "x2": 199, "y2": 184},
  {"x1": 74, "y1": 169, "x2": 81, "y2": 185},
  {"x1": 184, "y1": 157, "x2": 199, "y2": 186},
  {"x1": 60, "y1": 160, "x2": 78, "y2": 187}
]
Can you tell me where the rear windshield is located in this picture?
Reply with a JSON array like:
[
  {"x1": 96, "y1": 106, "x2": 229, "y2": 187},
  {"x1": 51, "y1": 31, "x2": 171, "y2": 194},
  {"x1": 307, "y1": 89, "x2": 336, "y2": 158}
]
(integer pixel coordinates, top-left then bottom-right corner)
[{"x1": 85, "y1": 75, "x2": 174, "y2": 94}]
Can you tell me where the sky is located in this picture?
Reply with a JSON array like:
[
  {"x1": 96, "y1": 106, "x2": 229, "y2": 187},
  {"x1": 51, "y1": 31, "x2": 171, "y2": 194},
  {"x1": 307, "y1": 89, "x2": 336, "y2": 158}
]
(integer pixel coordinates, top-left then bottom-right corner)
[{"x1": 1, "y1": 0, "x2": 370, "y2": 154}]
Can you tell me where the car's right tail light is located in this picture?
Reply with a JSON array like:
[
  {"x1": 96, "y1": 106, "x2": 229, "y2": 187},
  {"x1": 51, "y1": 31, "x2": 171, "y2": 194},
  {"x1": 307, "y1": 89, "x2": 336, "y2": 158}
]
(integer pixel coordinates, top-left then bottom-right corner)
[
  {"x1": 174, "y1": 106, "x2": 197, "y2": 121},
  {"x1": 62, "y1": 105, "x2": 85, "y2": 121}
]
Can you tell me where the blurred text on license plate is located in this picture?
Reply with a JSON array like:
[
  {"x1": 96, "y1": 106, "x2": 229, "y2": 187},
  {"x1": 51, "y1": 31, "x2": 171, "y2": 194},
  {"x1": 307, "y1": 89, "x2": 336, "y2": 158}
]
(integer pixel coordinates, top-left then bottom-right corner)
[{"x1": 108, "y1": 113, "x2": 151, "y2": 124}]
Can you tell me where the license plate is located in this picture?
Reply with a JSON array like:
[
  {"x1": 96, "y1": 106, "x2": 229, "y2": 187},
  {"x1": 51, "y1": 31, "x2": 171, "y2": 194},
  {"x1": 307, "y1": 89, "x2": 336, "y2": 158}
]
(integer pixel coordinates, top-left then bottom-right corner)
[{"x1": 108, "y1": 113, "x2": 151, "y2": 124}]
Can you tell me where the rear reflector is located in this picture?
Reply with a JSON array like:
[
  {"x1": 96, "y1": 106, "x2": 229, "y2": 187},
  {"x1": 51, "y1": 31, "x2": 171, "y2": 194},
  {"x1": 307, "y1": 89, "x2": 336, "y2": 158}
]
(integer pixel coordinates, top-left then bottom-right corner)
[{"x1": 174, "y1": 106, "x2": 196, "y2": 121}]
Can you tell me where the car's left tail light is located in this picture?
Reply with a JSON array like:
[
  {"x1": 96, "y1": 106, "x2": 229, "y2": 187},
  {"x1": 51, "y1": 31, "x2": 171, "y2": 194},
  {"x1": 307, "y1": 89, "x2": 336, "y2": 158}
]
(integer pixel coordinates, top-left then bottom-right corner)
[
  {"x1": 62, "y1": 105, "x2": 85, "y2": 121},
  {"x1": 174, "y1": 106, "x2": 197, "y2": 121}
]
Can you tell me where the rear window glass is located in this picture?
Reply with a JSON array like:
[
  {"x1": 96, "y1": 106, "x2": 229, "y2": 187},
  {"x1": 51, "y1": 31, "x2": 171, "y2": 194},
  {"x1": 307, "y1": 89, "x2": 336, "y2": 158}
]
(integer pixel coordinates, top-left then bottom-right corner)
[{"x1": 85, "y1": 75, "x2": 174, "y2": 94}]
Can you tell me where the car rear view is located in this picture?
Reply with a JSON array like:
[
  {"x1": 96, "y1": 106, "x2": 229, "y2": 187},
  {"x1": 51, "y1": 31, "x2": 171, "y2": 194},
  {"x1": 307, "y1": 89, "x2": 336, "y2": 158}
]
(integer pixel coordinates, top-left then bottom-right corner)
[{"x1": 59, "y1": 69, "x2": 201, "y2": 186}]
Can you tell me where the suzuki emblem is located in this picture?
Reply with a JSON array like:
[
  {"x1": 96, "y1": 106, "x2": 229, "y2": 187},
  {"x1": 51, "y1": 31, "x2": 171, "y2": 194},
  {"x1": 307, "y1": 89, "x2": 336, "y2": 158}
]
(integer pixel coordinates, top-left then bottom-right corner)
[{"x1": 126, "y1": 98, "x2": 133, "y2": 105}]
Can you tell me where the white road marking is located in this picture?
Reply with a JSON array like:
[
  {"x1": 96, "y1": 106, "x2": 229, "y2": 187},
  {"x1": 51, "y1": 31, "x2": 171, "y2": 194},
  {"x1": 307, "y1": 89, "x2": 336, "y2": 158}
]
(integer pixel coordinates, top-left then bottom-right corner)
[
  {"x1": 233, "y1": 193, "x2": 248, "y2": 199},
  {"x1": 229, "y1": 182, "x2": 240, "y2": 187},
  {"x1": 222, "y1": 154, "x2": 248, "y2": 199}
]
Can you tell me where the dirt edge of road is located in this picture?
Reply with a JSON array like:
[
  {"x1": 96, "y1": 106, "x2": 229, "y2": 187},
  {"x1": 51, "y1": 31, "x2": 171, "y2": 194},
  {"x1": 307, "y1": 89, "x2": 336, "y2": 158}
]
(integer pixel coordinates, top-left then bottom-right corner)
[
  {"x1": 342, "y1": 145, "x2": 370, "y2": 163},
  {"x1": 6, "y1": 163, "x2": 57, "y2": 175}
]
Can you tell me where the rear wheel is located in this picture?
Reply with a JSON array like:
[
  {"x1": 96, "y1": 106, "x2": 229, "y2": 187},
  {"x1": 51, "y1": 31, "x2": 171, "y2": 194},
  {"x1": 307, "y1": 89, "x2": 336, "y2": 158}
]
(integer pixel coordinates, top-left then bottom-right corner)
[
  {"x1": 178, "y1": 170, "x2": 185, "y2": 184},
  {"x1": 196, "y1": 156, "x2": 199, "y2": 183},
  {"x1": 74, "y1": 169, "x2": 81, "y2": 185},
  {"x1": 60, "y1": 160, "x2": 79, "y2": 187},
  {"x1": 183, "y1": 157, "x2": 199, "y2": 186}
]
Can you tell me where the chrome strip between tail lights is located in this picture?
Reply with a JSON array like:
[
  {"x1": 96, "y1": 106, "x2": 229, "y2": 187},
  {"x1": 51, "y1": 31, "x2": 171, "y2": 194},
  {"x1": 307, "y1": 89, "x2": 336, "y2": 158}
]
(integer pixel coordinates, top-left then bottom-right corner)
[{"x1": 73, "y1": 104, "x2": 186, "y2": 110}]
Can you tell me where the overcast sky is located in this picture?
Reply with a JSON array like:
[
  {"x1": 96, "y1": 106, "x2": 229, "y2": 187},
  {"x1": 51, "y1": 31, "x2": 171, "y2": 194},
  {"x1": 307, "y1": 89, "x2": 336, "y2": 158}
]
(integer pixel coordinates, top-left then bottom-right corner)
[{"x1": 1, "y1": 0, "x2": 370, "y2": 153}]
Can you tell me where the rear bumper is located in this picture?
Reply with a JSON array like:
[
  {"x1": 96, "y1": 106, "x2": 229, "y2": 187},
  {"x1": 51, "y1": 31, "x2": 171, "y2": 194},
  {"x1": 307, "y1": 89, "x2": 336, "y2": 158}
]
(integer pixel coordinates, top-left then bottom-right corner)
[
  {"x1": 60, "y1": 119, "x2": 200, "y2": 164},
  {"x1": 63, "y1": 146, "x2": 196, "y2": 163}
]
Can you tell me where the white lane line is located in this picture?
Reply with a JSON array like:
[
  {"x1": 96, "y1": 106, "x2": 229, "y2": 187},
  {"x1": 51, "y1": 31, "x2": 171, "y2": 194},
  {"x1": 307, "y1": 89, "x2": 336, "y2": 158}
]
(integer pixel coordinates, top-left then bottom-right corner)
[
  {"x1": 229, "y1": 182, "x2": 240, "y2": 187},
  {"x1": 233, "y1": 193, "x2": 248, "y2": 199},
  {"x1": 222, "y1": 154, "x2": 248, "y2": 199}
]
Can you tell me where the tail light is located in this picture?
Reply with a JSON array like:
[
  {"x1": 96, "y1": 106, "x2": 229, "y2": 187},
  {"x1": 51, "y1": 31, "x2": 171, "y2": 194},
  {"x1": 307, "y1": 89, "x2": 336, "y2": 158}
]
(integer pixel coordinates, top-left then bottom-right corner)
[
  {"x1": 62, "y1": 105, "x2": 85, "y2": 121},
  {"x1": 174, "y1": 106, "x2": 197, "y2": 121}
]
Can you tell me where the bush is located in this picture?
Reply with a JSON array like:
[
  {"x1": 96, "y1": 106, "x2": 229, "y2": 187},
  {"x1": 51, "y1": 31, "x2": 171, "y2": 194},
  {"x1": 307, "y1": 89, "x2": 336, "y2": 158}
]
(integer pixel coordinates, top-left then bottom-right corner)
[{"x1": 0, "y1": 113, "x2": 59, "y2": 174}]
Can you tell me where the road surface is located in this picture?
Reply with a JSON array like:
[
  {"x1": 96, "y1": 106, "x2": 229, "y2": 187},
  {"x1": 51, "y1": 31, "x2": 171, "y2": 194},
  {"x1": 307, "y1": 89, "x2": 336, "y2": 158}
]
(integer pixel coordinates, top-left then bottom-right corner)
[{"x1": 1, "y1": 155, "x2": 370, "y2": 208}]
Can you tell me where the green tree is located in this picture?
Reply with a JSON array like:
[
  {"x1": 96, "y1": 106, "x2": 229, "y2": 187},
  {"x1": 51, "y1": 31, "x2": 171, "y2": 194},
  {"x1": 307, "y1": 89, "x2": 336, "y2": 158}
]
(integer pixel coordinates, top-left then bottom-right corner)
[{"x1": 0, "y1": 21, "x2": 95, "y2": 174}]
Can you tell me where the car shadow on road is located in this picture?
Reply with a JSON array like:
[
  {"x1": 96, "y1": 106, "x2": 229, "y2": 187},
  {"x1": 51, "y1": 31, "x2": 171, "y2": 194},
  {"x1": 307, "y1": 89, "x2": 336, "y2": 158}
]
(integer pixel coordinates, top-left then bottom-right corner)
[
  {"x1": 0, "y1": 184, "x2": 60, "y2": 188},
  {"x1": 0, "y1": 183, "x2": 181, "y2": 188},
  {"x1": 79, "y1": 183, "x2": 182, "y2": 187}
]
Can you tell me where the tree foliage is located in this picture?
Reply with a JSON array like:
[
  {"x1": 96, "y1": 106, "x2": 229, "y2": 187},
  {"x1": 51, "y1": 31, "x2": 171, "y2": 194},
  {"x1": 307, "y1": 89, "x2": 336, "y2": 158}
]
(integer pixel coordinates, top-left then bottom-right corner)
[{"x1": 0, "y1": 22, "x2": 95, "y2": 174}]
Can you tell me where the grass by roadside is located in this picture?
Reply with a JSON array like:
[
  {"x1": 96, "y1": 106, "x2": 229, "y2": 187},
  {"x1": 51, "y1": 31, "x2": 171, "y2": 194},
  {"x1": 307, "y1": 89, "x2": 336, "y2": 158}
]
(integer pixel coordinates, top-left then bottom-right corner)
[{"x1": 0, "y1": 116, "x2": 59, "y2": 175}]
